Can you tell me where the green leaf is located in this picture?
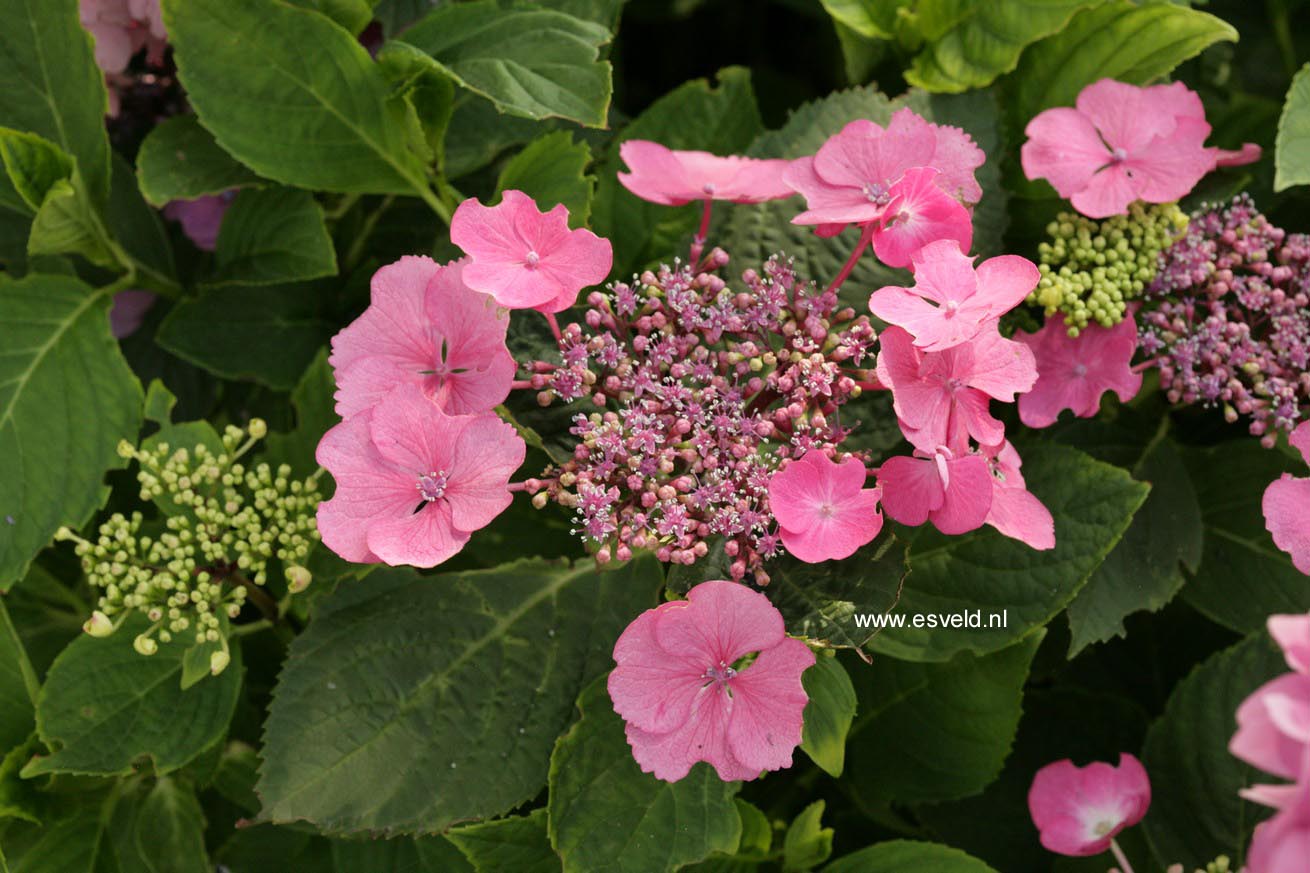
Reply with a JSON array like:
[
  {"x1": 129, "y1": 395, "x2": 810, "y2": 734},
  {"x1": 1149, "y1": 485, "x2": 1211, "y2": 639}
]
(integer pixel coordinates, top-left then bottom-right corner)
[
  {"x1": 0, "y1": 128, "x2": 72, "y2": 213},
  {"x1": 0, "y1": 601, "x2": 38, "y2": 751},
  {"x1": 1182, "y1": 440, "x2": 1310, "y2": 632},
  {"x1": 536, "y1": 0, "x2": 626, "y2": 30},
  {"x1": 156, "y1": 283, "x2": 333, "y2": 391},
  {"x1": 27, "y1": 169, "x2": 117, "y2": 269},
  {"x1": 799, "y1": 653, "x2": 857, "y2": 778},
  {"x1": 1142, "y1": 633, "x2": 1286, "y2": 870},
  {"x1": 0, "y1": 275, "x2": 143, "y2": 589},
  {"x1": 1059, "y1": 419, "x2": 1202, "y2": 654},
  {"x1": 22, "y1": 620, "x2": 242, "y2": 777},
  {"x1": 844, "y1": 635, "x2": 1040, "y2": 806},
  {"x1": 211, "y1": 741, "x2": 261, "y2": 814},
  {"x1": 0, "y1": 0, "x2": 111, "y2": 209},
  {"x1": 765, "y1": 535, "x2": 908, "y2": 651},
  {"x1": 445, "y1": 95, "x2": 549, "y2": 179},
  {"x1": 448, "y1": 810, "x2": 561, "y2": 873},
  {"x1": 548, "y1": 678, "x2": 742, "y2": 873},
  {"x1": 3, "y1": 801, "x2": 110, "y2": 873},
  {"x1": 135, "y1": 777, "x2": 210, "y2": 873},
  {"x1": 264, "y1": 350, "x2": 338, "y2": 478},
  {"x1": 1275, "y1": 63, "x2": 1310, "y2": 191},
  {"x1": 256, "y1": 556, "x2": 663, "y2": 835},
  {"x1": 870, "y1": 443, "x2": 1148, "y2": 662},
  {"x1": 819, "y1": 0, "x2": 904, "y2": 39},
  {"x1": 496, "y1": 132, "x2": 595, "y2": 226},
  {"x1": 389, "y1": 0, "x2": 613, "y2": 126},
  {"x1": 108, "y1": 154, "x2": 178, "y2": 294},
  {"x1": 904, "y1": 0, "x2": 1099, "y2": 94},
  {"x1": 822, "y1": 840, "x2": 999, "y2": 873},
  {"x1": 331, "y1": 836, "x2": 471, "y2": 872},
  {"x1": 783, "y1": 801, "x2": 833, "y2": 873},
  {"x1": 205, "y1": 187, "x2": 337, "y2": 287},
  {"x1": 593, "y1": 67, "x2": 763, "y2": 278},
  {"x1": 1003, "y1": 0, "x2": 1238, "y2": 134},
  {"x1": 135, "y1": 115, "x2": 264, "y2": 207},
  {"x1": 163, "y1": 0, "x2": 436, "y2": 197},
  {"x1": 286, "y1": 0, "x2": 374, "y2": 33}
]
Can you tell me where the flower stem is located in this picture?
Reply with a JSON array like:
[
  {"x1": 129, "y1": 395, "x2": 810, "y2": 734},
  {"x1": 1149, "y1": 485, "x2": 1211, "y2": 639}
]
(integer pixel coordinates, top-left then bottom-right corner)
[
  {"x1": 690, "y1": 199, "x2": 714, "y2": 268},
  {"x1": 1131, "y1": 356, "x2": 1162, "y2": 374},
  {"x1": 1109, "y1": 839, "x2": 1134, "y2": 873},
  {"x1": 827, "y1": 223, "x2": 876, "y2": 296}
]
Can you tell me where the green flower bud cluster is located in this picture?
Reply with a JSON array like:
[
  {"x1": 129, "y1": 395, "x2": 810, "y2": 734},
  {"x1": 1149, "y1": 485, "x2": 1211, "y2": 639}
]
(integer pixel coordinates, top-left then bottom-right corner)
[
  {"x1": 56, "y1": 420, "x2": 321, "y2": 663},
  {"x1": 1167, "y1": 857, "x2": 1232, "y2": 873},
  {"x1": 1030, "y1": 201, "x2": 1188, "y2": 334}
]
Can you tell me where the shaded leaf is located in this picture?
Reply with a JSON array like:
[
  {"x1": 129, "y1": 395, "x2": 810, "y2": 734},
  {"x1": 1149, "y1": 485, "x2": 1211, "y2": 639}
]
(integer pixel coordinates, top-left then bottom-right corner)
[
  {"x1": 205, "y1": 187, "x2": 337, "y2": 288},
  {"x1": 799, "y1": 654, "x2": 857, "y2": 777},
  {"x1": 135, "y1": 115, "x2": 264, "y2": 207},
  {"x1": 1275, "y1": 63, "x2": 1310, "y2": 191}
]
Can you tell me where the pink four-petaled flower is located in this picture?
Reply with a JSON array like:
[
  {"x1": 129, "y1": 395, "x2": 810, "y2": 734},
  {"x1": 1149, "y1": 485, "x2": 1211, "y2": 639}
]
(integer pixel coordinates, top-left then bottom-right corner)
[
  {"x1": 315, "y1": 383, "x2": 525, "y2": 568},
  {"x1": 1263, "y1": 423, "x2": 1310, "y2": 576},
  {"x1": 869, "y1": 240, "x2": 1040, "y2": 353},
  {"x1": 1021, "y1": 78, "x2": 1260, "y2": 219},
  {"x1": 607, "y1": 580, "x2": 815, "y2": 783},
  {"x1": 768, "y1": 450, "x2": 882, "y2": 563},
  {"x1": 450, "y1": 189, "x2": 613, "y2": 313},
  {"x1": 329, "y1": 256, "x2": 515, "y2": 419},
  {"x1": 1027, "y1": 754, "x2": 1152, "y2": 856},
  {"x1": 877, "y1": 446, "x2": 992, "y2": 536},
  {"x1": 617, "y1": 141, "x2": 794, "y2": 205},
  {"x1": 1016, "y1": 313, "x2": 1142, "y2": 428}
]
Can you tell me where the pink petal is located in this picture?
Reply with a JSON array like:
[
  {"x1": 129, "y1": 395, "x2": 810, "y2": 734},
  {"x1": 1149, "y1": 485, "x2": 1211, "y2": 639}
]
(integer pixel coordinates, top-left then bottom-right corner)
[
  {"x1": 367, "y1": 383, "x2": 459, "y2": 473},
  {"x1": 1017, "y1": 314, "x2": 1141, "y2": 427},
  {"x1": 1291, "y1": 422, "x2": 1310, "y2": 466},
  {"x1": 1070, "y1": 163, "x2": 1140, "y2": 219},
  {"x1": 442, "y1": 414, "x2": 524, "y2": 532},
  {"x1": 1021, "y1": 107, "x2": 1111, "y2": 198},
  {"x1": 1123, "y1": 117, "x2": 1215, "y2": 204},
  {"x1": 785, "y1": 155, "x2": 885, "y2": 227},
  {"x1": 987, "y1": 482, "x2": 1056, "y2": 550},
  {"x1": 779, "y1": 488, "x2": 882, "y2": 563},
  {"x1": 655, "y1": 581, "x2": 785, "y2": 665},
  {"x1": 330, "y1": 255, "x2": 441, "y2": 376},
  {"x1": 1075, "y1": 79, "x2": 1182, "y2": 154},
  {"x1": 108, "y1": 289, "x2": 156, "y2": 339},
  {"x1": 931, "y1": 455, "x2": 992, "y2": 535},
  {"x1": 1269, "y1": 614, "x2": 1310, "y2": 676},
  {"x1": 617, "y1": 140, "x2": 694, "y2": 205},
  {"x1": 624, "y1": 690, "x2": 754, "y2": 782},
  {"x1": 1245, "y1": 789, "x2": 1310, "y2": 873},
  {"x1": 1230, "y1": 674, "x2": 1310, "y2": 780},
  {"x1": 811, "y1": 117, "x2": 934, "y2": 196},
  {"x1": 1027, "y1": 755, "x2": 1150, "y2": 857},
  {"x1": 1264, "y1": 476, "x2": 1310, "y2": 576},
  {"x1": 960, "y1": 330, "x2": 1039, "y2": 401},
  {"x1": 872, "y1": 167, "x2": 973, "y2": 269},
  {"x1": 314, "y1": 414, "x2": 415, "y2": 563},
  {"x1": 608, "y1": 606, "x2": 706, "y2": 734},
  {"x1": 365, "y1": 499, "x2": 470, "y2": 568},
  {"x1": 975, "y1": 254, "x2": 1041, "y2": 316},
  {"x1": 877, "y1": 455, "x2": 945, "y2": 527},
  {"x1": 724, "y1": 639, "x2": 815, "y2": 772}
]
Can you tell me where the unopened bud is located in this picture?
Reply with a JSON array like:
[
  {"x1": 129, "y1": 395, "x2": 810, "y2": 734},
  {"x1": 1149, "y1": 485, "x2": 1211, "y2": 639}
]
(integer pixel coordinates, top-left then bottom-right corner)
[
  {"x1": 83, "y1": 611, "x2": 113, "y2": 638},
  {"x1": 247, "y1": 418, "x2": 267, "y2": 439},
  {"x1": 285, "y1": 565, "x2": 312, "y2": 593},
  {"x1": 133, "y1": 634, "x2": 158, "y2": 656},
  {"x1": 210, "y1": 650, "x2": 231, "y2": 676}
]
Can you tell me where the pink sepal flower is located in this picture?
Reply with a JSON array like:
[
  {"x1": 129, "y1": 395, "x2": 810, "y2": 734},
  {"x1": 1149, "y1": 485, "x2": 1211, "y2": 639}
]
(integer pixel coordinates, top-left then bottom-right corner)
[
  {"x1": 983, "y1": 442, "x2": 1055, "y2": 550},
  {"x1": 869, "y1": 240, "x2": 1039, "y2": 352},
  {"x1": 875, "y1": 324, "x2": 1036, "y2": 453},
  {"x1": 450, "y1": 189, "x2": 613, "y2": 313},
  {"x1": 163, "y1": 192, "x2": 233, "y2": 252},
  {"x1": 1230, "y1": 671, "x2": 1310, "y2": 789},
  {"x1": 768, "y1": 451, "x2": 882, "y2": 563},
  {"x1": 329, "y1": 256, "x2": 515, "y2": 419},
  {"x1": 80, "y1": 0, "x2": 167, "y2": 74},
  {"x1": 108, "y1": 289, "x2": 156, "y2": 339},
  {"x1": 1246, "y1": 785, "x2": 1310, "y2": 873},
  {"x1": 315, "y1": 383, "x2": 525, "y2": 568},
  {"x1": 1021, "y1": 78, "x2": 1260, "y2": 219},
  {"x1": 1270, "y1": 614, "x2": 1310, "y2": 676},
  {"x1": 1027, "y1": 754, "x2": 1151, "y2": 857},
  {"x1": 870, "y1": 168, "x2": 973, "y2": 269},
  {"x1": 1264, "y1": 423, "x2": 1310, "y2": 575},
  {"x1": 607, "y1": 580, "x2": 815, "y2": 783},
  {"x1": 1016, "y1": 313, "x2": 1142, "y2": 428},
  {"x1": 617, "y1": 141, "x2": 794, "y2": 205},
  {"x1": 877, "y1": 447, "x2": 992, "y2": 536}
]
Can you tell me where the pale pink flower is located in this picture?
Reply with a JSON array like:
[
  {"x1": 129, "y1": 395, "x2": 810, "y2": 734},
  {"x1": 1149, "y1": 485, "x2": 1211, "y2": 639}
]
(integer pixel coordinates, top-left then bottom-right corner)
[
  {"x1": 869, "y1": 240, "x2": 1039, "y2": 352},
  {"x1": 982, "y1": 441, "x2": 1055, "y2": 550},
  {"x1": 617, "y1": 141, "x2": 793, "y2": 205},
  {"x1": 79, "y1": 0, "x2": 167, "y2": 74},
  {"x1": 1264, "y1": 423, "x2": 1310, "y2": 575},
  {"x1": 877, "y1": 447, "x2": 992, "y2": 536},
  {"x1": 315, "y1": 383, "x2": 525, "y2": 568},
  {"x1": 450, "y1": 189, "x2": 613, "y2": 313},
  {"x1": 1027, "y1": 754, "x2": 1151, "y2": 856},
  {"x1": 607, "y1": 580, "x2": 815, "y2": 783},
  {"x1": 163, "y1": 192, "x2": 233, "y2": 252},
  {"x1": 768, "y1": 451, "x2": 882, "y2": 563},
  {"x1": 1021, "y1": 78, "x2": 1260, "y2": 219},
  {"x1": 1247, "y1": 786, "x2": 1310, "y2": 873},
  {"x1": 1016, "y1": 313, "x2": 1142, "y2": 428},
  {"x1": 875, "y1": 324, "x2": 1036, "y2": 453},
  {"x1": 1270, "y1": 614, "x2": 1310, "y2": 676},
  {"x1": 329, "y1": 256, "x2": 515, "y2": 419},
  {"x1": 108, "y1": 289, "x2": 156, "y2": 339}
]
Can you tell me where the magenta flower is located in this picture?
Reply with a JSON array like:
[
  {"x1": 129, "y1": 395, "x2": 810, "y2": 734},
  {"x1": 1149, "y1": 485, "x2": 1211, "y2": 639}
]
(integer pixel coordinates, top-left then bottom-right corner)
[
  {"x1": 877, "y1": 447, "x2": 992, "y2": 536},
  {"x1": 1264, "y1": 424, "x2": 1310, "y2": 575},
  {"x1": 79, "y1": 0, "x2": 167, "y2": 74},
  {"x1": 1027, "y1": 754, "x2": 1151, "y2": 856},
  {"x1": 1246, "y1": 788, "x2": 1310, "y2": 873},
  {"x1": 163, "y1": 192, "x2": 234, "y2": 252},
  {"x1": 315, "y1": 383, "x2": 525, "y2": 568},
  {"x1": 869, "y1": 240, "x2": 1040, "y2": 352},
  {"x1": 450, "y1": 190, "x2": 613, "y2": 313},
  {"x1": 768, "y1": 451, "x2": 882, "y2": 563},
  {"x1": 329, "y1": 256, "x2": 515, "y2": 419},
  {"x1": 607, "y1": 580, "x2": 815, "y2": 783},
  {"x1": 108, "y1": 289, "x2": 156, "y2": 339},
  {"x1": 1021, "y1": 78, "x2": 1260, "y2": 219},
  {"x1": 617, "y1": 141, "x2": 794, "y2": 205},
  {"x1": 875, "y1": 324, "x2": 1036, "y2": 453},
  {"x1": 982, "y1": 441, "x2": 1055, "y2": 550},
  {"x1": 1016, "y1": 313, "x2": 1142, "y2": 428}
]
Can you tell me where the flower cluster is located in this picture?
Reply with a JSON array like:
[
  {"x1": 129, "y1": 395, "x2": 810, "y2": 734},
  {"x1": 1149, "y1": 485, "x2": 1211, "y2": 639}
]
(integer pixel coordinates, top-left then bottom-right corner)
[
  {"x1": 79, "y1": 0, "x2": 169, "y2": 117},
  {"x1": 1032, "y1": 202, "x2": 1188, "y2": 333},
  {"x1": 1229, "y1": 613, "x2": 1310, "y2": 872},
  {"x1": 1139, "y1": 196, "x2": 1310, "y2": 443},
  {"x1": 59, "y1": 420, "x2": 320, "y2": 671}
]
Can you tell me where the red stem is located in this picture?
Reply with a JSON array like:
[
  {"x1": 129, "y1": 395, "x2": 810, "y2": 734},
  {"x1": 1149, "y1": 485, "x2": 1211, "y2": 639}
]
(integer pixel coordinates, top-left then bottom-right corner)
[
  {"x1": 827, "y1": 223, "x2": 876, "y2": 296},
  {"x1": 689, "y1": 199, "x2": 713, "y2": 268}
]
